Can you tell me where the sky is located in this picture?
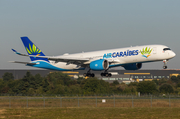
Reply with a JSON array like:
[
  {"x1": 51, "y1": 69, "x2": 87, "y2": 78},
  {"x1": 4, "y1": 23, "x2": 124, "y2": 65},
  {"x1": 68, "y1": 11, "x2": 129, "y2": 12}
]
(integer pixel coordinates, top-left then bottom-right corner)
[{"x1": 0, "y1": 0, "x2": 180, "y2": 70}]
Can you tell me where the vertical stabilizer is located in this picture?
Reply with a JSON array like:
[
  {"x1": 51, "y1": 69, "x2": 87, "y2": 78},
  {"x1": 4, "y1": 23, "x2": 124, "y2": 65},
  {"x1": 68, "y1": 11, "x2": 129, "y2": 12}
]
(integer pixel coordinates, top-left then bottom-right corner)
[{"x1": 21, "y1": 37, "x2": 49, "y2": 62}]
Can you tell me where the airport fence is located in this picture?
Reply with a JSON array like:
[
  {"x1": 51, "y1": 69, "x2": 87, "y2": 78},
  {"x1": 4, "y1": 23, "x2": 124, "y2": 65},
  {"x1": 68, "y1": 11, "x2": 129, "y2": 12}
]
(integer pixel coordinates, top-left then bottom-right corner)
[{"x1": 0, "y1": 94, "x2": 180, "y2": 108}]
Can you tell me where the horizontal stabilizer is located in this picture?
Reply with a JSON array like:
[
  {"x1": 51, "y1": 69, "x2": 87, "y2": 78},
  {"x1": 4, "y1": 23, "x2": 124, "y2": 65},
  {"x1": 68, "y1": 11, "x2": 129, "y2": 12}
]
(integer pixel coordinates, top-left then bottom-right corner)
[{"x1": 9, "y1": 61, "x2": 37, "y2": 65}]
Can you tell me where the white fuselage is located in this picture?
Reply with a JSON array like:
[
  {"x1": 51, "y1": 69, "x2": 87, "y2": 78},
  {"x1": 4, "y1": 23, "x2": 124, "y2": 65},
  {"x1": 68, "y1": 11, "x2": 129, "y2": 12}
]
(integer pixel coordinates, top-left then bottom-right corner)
[{"x1": 49, "y1": 45, "x2": 176, "y2": 70}]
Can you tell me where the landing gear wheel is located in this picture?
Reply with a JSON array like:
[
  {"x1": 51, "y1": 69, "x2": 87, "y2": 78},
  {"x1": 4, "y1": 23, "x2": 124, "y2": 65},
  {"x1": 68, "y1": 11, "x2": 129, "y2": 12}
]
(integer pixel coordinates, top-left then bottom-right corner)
[
  {"x1": 91, "y1": 73, "x2": 95, "y2": 77},
  {"x1": 108, "y1": 73, "x2": 112, "y2": 77},
  {"x1": 83, "y1": 73, "x2": 95, "y2": 77},
  {"x1": 163, "y1": 66, "x2": 167, "y2": 69},
  {"x1": 101, "y1": 73, "x2": 105, "y2": 77},
  {"x1": 101, "y1": 72, "x2": 112, "y2": 77},
  {"x1": 105, "y1": 73, "x2": 109, "y2": 77}
]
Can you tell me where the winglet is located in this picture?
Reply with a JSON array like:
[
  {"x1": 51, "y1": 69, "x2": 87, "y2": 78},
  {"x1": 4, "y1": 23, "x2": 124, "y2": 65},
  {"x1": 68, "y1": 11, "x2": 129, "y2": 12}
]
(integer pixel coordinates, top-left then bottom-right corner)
[
  {"x1": 11, "y1": 49, "x2": 28, "y2": 56},
  {"x1": 12, "y1": 49, "x2": 21, "y2": 55},
  {"x1": 12, "y1": 49, "x2": 17, "y2": 52}
]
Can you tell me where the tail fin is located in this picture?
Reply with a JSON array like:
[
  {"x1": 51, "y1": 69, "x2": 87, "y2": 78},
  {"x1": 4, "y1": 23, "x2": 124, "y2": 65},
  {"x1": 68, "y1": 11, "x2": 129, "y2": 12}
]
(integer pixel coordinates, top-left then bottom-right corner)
[{"x1": 21, "y1": 36, "x2": 49, "y2": 62}]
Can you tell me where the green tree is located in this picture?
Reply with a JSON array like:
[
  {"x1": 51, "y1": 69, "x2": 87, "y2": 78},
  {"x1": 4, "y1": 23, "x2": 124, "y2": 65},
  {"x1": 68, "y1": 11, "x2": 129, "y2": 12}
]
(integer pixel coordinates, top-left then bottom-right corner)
[
  {"x1": 77, "y1": 77, "x2": 84, "y2": 84},
  {"x1": 82, "y1": 78, "x2": 110, "y2": 94},
  {"x1": 68, "y1": 80, "x2": 77, "y2": 86},
  {"x1": 16, "y1": 71, "x2": 34, "y2": 94},
  {"x1": 53, "y1": 84, "x2": 66, "y2": 94},
  {"x1": 0, "y1": 79, "x2": 5, "y2": 93},
  {"x1": 45, "y1": 72, "x2": 71, "y2": 94},
  {"x1": 112, "y1": 80, "x2": 119, "y2": 85},
  {"x1": 177, "y1": 82, "x2": 180, "y2": 87},
  {"x1": 42, "y1": 78, "x2": 49, "y2": 93},
  {"x1": 159, "y1": 83, "x2": 174, "y2": 94},
  {"x1": 1, "y1": 87, "x2": 9, "y2": 93},
  {"x1": 28, "y1": 88, "x2": 35, "y2": 94},
  {"x1": 7, "y1": 71, "x2": 45, "y2": 94},
  {"x1": 116, "y1": 83, "x2": 127, "y2": 93},
  {"x1": 7, "y1": 79, "x2": 21, "y2": 94},
  {"x1": 137, "y1": 81, "x2": 157, "y2": 94},
  {"x1": 128, "y1": 82, "x2": 138, "y2": 87},
  {"x1": 46, "y1": 72, "x2": 71, "y2": 86},
  {"x1": 110, "y1": 86, "x2": 118, "y2": 94},
  {"x1": 177, "y1": 75, "x2": 180, "y2": 81},
  {"x1": 171, "y1": 76, "x2": 179, "y2": 84},
  {"x1": 2, "y1": 72, "x2": 14, "y2": 81},
  {"x1": 153, "y1": 78, "x2": 168, "y2": 86},
  {"x1": 35, "y1": 86, "x2": 44, "y2": 94},
  {"x1": 69, "y1": 85, "x2": 82, "y2": 95}
]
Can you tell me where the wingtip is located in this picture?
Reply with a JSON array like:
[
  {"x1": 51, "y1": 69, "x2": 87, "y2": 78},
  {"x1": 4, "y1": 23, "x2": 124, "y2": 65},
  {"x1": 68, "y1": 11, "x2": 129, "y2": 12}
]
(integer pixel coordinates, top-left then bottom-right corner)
[
  {"x1": 11, "y1": 49, "x2": 21, "y2": 55},
  {"x1": 12, "y1": 49, "x2": 16, "y2": 52}
]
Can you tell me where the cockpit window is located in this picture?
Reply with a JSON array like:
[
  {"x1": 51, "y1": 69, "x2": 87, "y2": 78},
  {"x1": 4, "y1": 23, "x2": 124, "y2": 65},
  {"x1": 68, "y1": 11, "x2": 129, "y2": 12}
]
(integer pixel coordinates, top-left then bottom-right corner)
[{"x1": 163, "y1": 48, "x2": 171, "y2": 51}]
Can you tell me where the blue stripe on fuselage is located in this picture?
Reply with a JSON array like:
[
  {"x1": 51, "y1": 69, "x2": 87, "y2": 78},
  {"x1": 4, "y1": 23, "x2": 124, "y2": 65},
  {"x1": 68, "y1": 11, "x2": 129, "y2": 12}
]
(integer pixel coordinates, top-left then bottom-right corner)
[{"x1": 27, "y1": 61, "x2": 85, "y2": 71}]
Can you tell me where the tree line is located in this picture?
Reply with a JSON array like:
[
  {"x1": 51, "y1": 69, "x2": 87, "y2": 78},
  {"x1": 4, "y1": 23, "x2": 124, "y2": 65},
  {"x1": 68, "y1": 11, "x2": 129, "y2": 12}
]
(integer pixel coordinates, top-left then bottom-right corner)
[{"x1": 0, "y1": 71, "x2": 180, "y2": 95}]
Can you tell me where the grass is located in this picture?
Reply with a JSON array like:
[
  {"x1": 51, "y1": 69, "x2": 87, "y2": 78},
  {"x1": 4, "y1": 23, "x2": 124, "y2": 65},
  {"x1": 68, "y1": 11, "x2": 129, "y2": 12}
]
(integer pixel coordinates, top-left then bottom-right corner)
[
  {"x1": 1, "y1": 98, "x2": 180, "y2": 108},
  {"x1": 0, "y1": 107, "x2": 180, "y2": 119},
  {"x1": 0, "y1": 96, "x2": 180, "y2": 118}
]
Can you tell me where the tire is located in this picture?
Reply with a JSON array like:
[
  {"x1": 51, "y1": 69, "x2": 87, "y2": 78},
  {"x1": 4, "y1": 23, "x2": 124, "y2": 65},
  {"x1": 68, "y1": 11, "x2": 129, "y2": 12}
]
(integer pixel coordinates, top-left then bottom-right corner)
[
  {"x1": 91, "y1": 73, "x2": 95, "y2": 77},
  {"x1": 163, "y1": 66, "x2": 167, "y2": 69},
  {"x1": 108, "y1": 73, "x2": 112, "y2": 77},
  {"x1": 101, "y1": 73, "x2": 104, "y2": 77}
]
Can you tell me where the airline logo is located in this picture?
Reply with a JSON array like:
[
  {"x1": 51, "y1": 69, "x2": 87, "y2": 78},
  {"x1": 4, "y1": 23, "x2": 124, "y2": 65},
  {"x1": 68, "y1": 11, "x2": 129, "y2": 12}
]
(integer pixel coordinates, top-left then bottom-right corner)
[
  {"x1": 103, "y1": 50, "x2": 139, "y2": 58},
  {"x1": 26, "y1": 44, "x2": 42, "y2": 55},
  {"x1": 140, "y1": 47, "x2": 152, "y2": 58}
]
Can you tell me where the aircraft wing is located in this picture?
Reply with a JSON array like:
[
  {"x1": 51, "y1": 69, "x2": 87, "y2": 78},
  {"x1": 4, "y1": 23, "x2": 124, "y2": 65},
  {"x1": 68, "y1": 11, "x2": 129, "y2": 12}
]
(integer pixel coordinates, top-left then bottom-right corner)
[
  {"x1": 12, "y1": 49, "x2": 90, "y2": 64},
  {"x1": 44, "y1": 56, "x2": 89, "y2": 64},
  {"x1": 12, "y1": 49, "x2": 29, "y2": 56},
  {"x1": 12, "y1": 49, "x2": 119, "y2": 65},
  {"x1": 9, "y1": 61, "x2": 37, "y2": 65}
]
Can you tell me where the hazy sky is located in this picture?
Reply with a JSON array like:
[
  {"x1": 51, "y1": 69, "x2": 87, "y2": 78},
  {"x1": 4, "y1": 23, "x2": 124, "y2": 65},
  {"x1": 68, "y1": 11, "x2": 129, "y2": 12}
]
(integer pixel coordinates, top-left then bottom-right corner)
[{"x1": 1, "y1": 0, "x2": 180, "y2": 70}]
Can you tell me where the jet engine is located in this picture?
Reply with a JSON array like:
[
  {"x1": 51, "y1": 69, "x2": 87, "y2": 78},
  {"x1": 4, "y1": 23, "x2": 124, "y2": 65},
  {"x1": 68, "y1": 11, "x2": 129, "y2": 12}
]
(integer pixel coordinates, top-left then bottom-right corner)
[
  {"x1": 123, "y1": 63, "x2": 142, "y2": 70},
  {"x1": 90, "y1": 59, "x2": 109, "y2": 71}
]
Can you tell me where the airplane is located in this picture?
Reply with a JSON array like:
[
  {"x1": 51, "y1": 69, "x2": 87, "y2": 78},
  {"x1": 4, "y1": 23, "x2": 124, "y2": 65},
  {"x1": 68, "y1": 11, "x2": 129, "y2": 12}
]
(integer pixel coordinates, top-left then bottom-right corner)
[{"x1": 11, "y1": 36, "x2": 176, "y2": 77}]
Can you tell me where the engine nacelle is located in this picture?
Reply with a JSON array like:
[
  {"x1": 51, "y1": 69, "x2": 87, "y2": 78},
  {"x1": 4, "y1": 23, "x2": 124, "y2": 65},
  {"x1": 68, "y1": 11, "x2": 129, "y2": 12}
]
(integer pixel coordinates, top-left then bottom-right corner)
[
  {"x1": 123, "y1": 63, "x2": 142, "y2": 70},
  {"x1": 90, "y1": 59, "x2": 109, "y2": 71}
]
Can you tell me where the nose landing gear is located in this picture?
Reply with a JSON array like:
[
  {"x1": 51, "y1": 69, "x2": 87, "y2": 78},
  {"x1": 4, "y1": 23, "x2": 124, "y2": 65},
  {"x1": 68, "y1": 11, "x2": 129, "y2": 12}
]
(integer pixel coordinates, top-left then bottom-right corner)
[
  {"x1": 163, "y1": 66, "x2": 167, "y2": 69},
  {"x1": 163, "y1": 60, "x2": 168, "y2": 69}
]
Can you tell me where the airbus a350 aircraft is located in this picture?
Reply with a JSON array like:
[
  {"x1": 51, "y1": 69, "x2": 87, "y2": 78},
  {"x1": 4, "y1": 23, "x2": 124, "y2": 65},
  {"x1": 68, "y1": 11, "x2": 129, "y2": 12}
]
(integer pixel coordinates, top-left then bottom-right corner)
[{"x1": 11, "y1": 37, "x2": 176, "y2": 77}]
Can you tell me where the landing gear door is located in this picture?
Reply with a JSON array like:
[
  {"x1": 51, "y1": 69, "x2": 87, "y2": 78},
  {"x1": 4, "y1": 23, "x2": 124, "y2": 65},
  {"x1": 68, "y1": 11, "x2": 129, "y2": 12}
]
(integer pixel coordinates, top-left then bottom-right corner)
[{"x1": 152, "y1": 47, "x2": 157, "y2": 54}]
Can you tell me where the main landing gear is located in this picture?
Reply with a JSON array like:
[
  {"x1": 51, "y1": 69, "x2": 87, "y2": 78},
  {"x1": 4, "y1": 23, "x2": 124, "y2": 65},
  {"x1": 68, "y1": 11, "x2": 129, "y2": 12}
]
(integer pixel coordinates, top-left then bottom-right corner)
[
  {"x1": 83, "y1": 70, "x2": 112, "y2": 77},
  {"x1": 83, "y1": 70, "x2": 95, "y2": 77},
  {"x1": 163, "y1": 60, "x2": 168, "y2": 69},
  {"x1": 101, "y1": 70, "x2": 112, "y2": 77}
]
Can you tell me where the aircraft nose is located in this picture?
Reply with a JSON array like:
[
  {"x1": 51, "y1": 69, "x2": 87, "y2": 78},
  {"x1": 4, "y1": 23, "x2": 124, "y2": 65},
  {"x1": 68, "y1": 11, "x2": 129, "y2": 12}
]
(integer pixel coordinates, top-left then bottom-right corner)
[{"x1": 171, "y1": 51, "x2": 176, "y2": 58}]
